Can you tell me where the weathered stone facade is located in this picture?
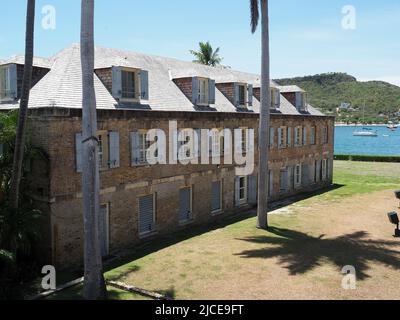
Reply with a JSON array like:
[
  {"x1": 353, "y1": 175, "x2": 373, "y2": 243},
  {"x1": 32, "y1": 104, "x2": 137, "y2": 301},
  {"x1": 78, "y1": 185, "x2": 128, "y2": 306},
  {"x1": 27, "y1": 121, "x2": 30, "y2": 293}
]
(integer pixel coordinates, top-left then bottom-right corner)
[{"x1": 27, "y1": 108, "x2": 334, "y2": 270}]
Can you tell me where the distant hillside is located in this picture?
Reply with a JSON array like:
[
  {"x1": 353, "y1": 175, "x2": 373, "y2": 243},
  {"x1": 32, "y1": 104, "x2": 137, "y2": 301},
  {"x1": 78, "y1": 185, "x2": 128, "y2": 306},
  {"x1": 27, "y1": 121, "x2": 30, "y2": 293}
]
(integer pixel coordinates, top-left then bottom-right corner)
[{"x1": 275, "y1": 73, "x2": 400, "y2": 123}]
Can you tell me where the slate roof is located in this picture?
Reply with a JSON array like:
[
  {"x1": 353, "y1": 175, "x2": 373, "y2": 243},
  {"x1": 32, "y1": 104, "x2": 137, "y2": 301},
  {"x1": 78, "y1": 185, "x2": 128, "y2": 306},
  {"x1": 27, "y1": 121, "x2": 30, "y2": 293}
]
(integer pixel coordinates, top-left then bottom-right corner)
[{"x1": 0, "y1": 44, "x2": 325, "y2": 116}]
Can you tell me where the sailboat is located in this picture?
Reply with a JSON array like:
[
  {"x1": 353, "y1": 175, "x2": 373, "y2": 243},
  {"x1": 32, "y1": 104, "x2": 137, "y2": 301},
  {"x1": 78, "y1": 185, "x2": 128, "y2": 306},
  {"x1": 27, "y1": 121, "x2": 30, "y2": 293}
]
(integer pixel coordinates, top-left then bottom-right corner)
[{"x1": 353, "y1": 103, "x2": 378, "y2": 137}]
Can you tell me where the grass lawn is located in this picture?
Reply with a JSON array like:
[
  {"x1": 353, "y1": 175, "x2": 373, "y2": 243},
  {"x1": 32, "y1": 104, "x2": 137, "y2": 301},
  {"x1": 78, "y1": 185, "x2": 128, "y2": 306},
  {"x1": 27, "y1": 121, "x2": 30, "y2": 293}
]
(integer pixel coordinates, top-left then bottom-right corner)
[{"x1": 101, "y1": 161, "x2": 400, "y2": 300}]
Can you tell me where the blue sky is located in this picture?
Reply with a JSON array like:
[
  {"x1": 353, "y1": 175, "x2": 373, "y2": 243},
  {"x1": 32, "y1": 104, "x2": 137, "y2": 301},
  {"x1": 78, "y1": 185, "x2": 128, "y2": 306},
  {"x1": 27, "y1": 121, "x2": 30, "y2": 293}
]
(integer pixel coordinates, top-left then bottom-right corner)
[{"x1": 1, "y1": 0, "x2": 400, "y2": 85}]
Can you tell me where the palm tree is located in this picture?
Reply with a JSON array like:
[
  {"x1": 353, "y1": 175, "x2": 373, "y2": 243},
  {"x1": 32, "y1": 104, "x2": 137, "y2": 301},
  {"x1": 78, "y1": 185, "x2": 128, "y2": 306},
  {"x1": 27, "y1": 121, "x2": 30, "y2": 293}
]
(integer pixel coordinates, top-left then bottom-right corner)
[
  {"x1": 80, "y1": 0, "x2": 107, "y2": 300},
  {"x1": 9, "y1": 0, "x2": 35, "y2": 211},
  {"x1": 250, "y1": 0, "x2": 271, "y2": 229},
  {"x1": 190, "y1": 41, "x2": 223, "y2": 66}
]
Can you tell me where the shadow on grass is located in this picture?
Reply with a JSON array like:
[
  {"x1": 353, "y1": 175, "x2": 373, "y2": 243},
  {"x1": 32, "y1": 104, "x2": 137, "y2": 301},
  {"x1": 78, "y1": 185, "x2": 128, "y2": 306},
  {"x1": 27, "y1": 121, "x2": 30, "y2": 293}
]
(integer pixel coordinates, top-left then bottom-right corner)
[
  {"x1": 104, "y1": 184, "x2": 344, "y2": 272},
  {"x1": 236, "y1": 227, "x2": 400, "y2": 280}
]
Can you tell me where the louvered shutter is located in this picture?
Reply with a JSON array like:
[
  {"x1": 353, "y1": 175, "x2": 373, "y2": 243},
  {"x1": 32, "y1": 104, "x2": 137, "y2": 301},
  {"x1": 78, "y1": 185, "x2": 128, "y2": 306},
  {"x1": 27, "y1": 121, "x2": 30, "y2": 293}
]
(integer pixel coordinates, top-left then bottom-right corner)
[
  {"x1": 269, "y1": 127, "x2": 275, "y2": 148},
  {"x1": 211, "y1": 181, "x2": 222, "y2": 212},
  {"x1": 234, "y1": 83, "x2": 240, "y2": 107},
  {"x1": 192, "y1": 77, "x2": 199, "y2": 104},
  {"x1": 9, "y1": 64, "x2": 17, "y2": 99},
  {"x1": 208, "y1": 79, "x2": 216, "y2": 105},
  {"x1": 112, "y1": 66, "x2": 122, "y2": 100},
  {"x1": 247, "y1": 84, "x2": 253, "y2": 106},
  {"x1": 139, "y1": 195, "x2": 155, "y2": 234},
  {"x1": 234, "y1": 177, "x2": 240, "y2": 207},
  {"x1": 303, "y1": 127, "x2": 307, "y2": 146},
  {"x1": 276, "y1": 90, "x2": 281, "y2": 109},
  {"x1": 75, "y1": 133, "x2": 83, "y2": 173},
  {"x1": 248, "y1": 175, "x2": 257, "y2": 205},
  {"x1": 179, "y1": 187, "x2": 192, "y2": 221},
  {"x1": 130, "y1": 131, "x2": 141, "y2": 166},
  {"x1": 109, "y1": 131, "x2": 120, "y2": 168},
  {"x1": 295, "y1": 92, "x2": 302, "y2": 110},
  {"x1": 140, "y1": 70, "x2": 149, "y2": 100}
]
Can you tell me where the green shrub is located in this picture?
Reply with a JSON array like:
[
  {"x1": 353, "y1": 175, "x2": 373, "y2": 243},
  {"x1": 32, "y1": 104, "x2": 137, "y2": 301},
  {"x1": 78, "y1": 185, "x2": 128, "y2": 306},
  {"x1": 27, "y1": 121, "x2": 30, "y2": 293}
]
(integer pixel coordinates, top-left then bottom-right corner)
[{"x1": 334, "y1": 154, "x2": 400, "y2": 162}]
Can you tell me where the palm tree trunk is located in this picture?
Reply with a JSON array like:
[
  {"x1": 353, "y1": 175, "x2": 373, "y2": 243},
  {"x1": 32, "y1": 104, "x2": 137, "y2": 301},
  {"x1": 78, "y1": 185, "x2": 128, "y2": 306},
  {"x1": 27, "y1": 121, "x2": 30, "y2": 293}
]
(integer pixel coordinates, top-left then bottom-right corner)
[
  {"x1": 9, "y1": 0, "x2": 35, "y2": 210},
  {"x1": 80, "y1": 0, "x2": 107, "y2": 300},
  {"x1": 257, "y1": 0, "x2": 270, "y2": 229}
]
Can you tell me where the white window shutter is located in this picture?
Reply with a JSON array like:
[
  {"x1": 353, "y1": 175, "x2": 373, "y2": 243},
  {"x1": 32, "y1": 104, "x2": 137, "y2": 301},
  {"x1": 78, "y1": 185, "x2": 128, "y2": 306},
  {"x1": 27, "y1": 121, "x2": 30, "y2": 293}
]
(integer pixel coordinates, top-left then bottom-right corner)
[
  {"x1": 112, "y1": 66, "x2": 122, "y2": 100},
  {"x1": 192, "y1": 77, "x2": 199, "y2": 104},
  {"x1": 140, "y1": 70, "x2": 149, "y2": 100},
  {"x1": 9, "y1": 64, "x2": 17, "y2": 99},
  {"x1": 75, "y1": 133, "x2": 83, "y2": 173},
  {"x1": 276, "y1": 90, "x2": 281, "y2": 109},
  {"x1": 295, "y1": 92, "x2": 302, "y2": 110},
  {"x1": 130, "y1": 131, "x2": 141, "y2": 166},
  {"x1": 234, "y1": 83, "x2": 240, "y2": 107},
  {"x1": 269, "y1": 127, "x2": 274, "y2": 147},
  {"x1": 208, "y1": 79, "x2": 216, "y2": 105},
  {"x1": 248, "y1": 175, "x2": 257, "y2": 205},
  {"x1": 109, "y1": 131, "x2": 120, "y2": 168},
  {"x1": 247, "y1": 84, "x2": 253, "y2": 106}
]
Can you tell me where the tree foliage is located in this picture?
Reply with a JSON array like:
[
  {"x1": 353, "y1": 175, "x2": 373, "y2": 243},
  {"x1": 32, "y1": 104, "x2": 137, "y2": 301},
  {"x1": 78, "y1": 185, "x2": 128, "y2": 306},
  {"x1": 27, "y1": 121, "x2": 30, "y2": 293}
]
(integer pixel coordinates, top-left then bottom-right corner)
[
  {"x1": 190, "y1": 41, "x2": 223, "y2": 67},
  {"x1": 275, "y1": 73, "x2": 400, "y2": 120}
]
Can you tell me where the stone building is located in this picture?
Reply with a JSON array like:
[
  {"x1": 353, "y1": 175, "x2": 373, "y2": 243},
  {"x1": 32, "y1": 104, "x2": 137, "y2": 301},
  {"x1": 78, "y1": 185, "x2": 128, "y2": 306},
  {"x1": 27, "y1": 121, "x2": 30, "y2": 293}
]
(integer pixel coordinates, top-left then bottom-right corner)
[{"x1": 0, "y1": 44, "x2": 334, "y2": 269}]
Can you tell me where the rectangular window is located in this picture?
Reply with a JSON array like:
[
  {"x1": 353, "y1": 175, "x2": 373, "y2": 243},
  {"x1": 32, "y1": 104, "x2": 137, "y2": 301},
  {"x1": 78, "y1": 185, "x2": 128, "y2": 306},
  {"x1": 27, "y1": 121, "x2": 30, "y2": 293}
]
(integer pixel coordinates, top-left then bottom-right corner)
[
  {"x1": 138, "y1": 194, "x2": 155, "y2": 235},
  {"x1": 323, "y1": 127, "x2": 328, "y2": 144},
  {"x1": 239, "y1": 176, "x2": 247, "y2": 204},
  {"x1": 179, "y1": 187, "x2": 193, "y2": 223},
  {"x1": 238, "y1": 85, "x2": 246, "y2": 106},
  {"x1": 97, "y1": 131, "x2": 109, "y2": 169},
  {"x1": 121, "y1": 70, "x2": 138, "y2": 100},
  {"x1": 198, "y1": 78, "x2": 209, "y2": 105},
  {"x1": 139, "y1": 131, "x2": 152, "y2": 163},
  {"x1": 211, "y1": 181, "x2": 222, "y2": 213},
  {"x1": 310, "y1": 127, "x2": 316, "y2": 145},
  {"x1": 287, "y1": 127, "x2": 292, "y2": 147},
  {"x1": 295, "y1": 164, "x2": 302, "y2": 187},
  {"x1": 0, "y1": 67, "x2": 10, "y2": 100}
]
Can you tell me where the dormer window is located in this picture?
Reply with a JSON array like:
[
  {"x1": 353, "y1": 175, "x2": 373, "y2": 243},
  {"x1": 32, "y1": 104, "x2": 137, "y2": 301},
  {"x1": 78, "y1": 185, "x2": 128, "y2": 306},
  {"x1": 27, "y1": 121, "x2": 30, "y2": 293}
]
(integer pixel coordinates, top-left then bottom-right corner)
[
  {"x1": 295, "y1": 92, "x2": 307, "y2": 111},
  {"x1": 0, "y1": 64, "x2": 17, "y2": 102},
  {"x1": 191, "y1": 77, "x2": 215, "y2": 106},
  {"x1": 121, "y1": 69, "x2": 138, "y2": 100},
  {"x1": 111, "y1": 66, "x2": 149, "y2": 102},
  {"x1": 234, "y1": 83, "x2": 253, "y2": 108},
  {"x1": 270, "y1": 87, "x2": 281, "y2": 109}
]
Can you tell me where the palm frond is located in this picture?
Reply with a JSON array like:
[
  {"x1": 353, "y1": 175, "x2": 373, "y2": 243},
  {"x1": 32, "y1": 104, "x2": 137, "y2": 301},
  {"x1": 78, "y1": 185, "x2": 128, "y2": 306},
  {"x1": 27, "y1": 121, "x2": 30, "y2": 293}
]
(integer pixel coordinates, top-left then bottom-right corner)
[{"x1": 250, "y1": 0, "x2": 260, "y2": 33}]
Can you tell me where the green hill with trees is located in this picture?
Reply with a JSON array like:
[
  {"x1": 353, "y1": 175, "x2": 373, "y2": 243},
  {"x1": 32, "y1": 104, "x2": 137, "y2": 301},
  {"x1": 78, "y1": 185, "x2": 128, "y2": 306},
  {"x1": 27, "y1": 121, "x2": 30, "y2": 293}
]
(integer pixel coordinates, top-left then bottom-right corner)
[{"x1": 275, "y1": 73, "x2": 400, "y2": 123}]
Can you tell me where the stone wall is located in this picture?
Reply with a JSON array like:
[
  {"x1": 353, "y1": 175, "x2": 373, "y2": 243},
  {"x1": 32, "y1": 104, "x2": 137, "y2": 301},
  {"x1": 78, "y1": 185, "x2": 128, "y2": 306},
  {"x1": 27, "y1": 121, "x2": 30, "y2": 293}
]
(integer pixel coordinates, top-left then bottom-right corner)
[{"x1": 26, "y1": 108, "x2": 334, "y2": 269}]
